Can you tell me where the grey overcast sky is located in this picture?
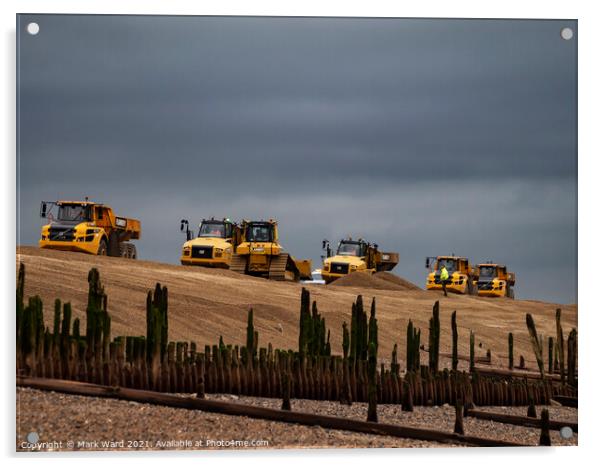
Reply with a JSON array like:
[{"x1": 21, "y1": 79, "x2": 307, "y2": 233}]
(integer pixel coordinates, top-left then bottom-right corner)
[{"x1": 17, "y1": 15, "x2": 577, "y2": 303}]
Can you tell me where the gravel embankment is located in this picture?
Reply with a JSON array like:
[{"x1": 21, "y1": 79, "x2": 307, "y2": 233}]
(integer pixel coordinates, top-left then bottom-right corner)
[
  {"x1": 16, "y1": 388, "x2": 577, "y2": 451},
  {"x1": 16, "y1": 388, "x2": 448, "y2": 451},
  {"x1": 207, "y1": 394, "x2": 577, "y2": 447}
]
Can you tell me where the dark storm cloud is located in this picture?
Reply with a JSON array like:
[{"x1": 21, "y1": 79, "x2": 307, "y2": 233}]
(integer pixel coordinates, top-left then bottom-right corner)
[{"x1": 17, "y1": 15, "x2": 577, "y2": 303}]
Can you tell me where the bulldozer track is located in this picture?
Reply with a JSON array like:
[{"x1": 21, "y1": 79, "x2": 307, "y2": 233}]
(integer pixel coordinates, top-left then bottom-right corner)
[
  {"x1": 268, "y1": 253, "x2": 289, "y2": 281},
  {"x1": 229, "y1": 254, "x2": 247, "y2": 274},
  {"x1": 269, "y1": 253, "x2": 299, "y2": 281}
]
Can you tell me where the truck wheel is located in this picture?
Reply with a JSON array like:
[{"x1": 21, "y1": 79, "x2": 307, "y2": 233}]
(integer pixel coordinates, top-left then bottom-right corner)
[
  {"x1": 108, "y1": 232, "x2": 120, "y2": 257},
  {"x1": 97, "y1": 239, "x2": 108, "y2": 256},
  {"x1": 119, "y1": 243, "x2": 137, "y2": 259}
]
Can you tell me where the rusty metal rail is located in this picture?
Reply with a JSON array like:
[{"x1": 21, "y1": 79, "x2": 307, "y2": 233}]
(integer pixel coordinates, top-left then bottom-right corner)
[{"x1": 465, "y1": 408, "x2": 577, "y2": 432}]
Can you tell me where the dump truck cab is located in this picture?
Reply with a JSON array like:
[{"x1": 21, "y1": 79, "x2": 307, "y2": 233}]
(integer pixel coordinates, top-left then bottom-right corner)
[
  {"x1": 321, "y1": 238, "x2": 399, "y2": 284},
  {"x1": 39, "y1": 200, "x2": 140, "y2": 257},
  {"x1": 180, "y1": 218, "x2": 240, "y2": 268},
  {"x1": 425, "y1": 255, "x2": 476, "y2": 295},
  {"x1": 474, "y1": 263, "x2": 516, "y2": 298},
  {"x1": 230, "y1": 219, "x2": 312, "y2": 281}
]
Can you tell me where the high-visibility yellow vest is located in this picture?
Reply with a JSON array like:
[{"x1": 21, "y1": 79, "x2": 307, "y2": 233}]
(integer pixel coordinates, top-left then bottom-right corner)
[{"x1": 440, "y1": 267, "x2": 449, "y2": 281}]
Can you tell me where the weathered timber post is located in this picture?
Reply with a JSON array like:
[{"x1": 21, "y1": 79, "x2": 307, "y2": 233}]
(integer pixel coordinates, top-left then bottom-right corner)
[
  {"x1": 342, "y1": 322, "x2": 350, "y2": 360},
  {"x1": 526, "y1": 313, "x2": 545, "y2": 379},
  {"x1": 548, "y1": 336, "x2": 554, "y2": 374},
  {"x1": 454, "y1": 399, "x2": 464, "y2": 435},
  {"x1": 556, "y1": 309, "x2": 565, "y2": 384},
  {"x1": 508, "y1": 332, "x2": 514, "y2": 370},
  {"x1": 428, "y1": 301, "x2": 440, "y2": 373},
  {"x1": 406, "y1": 320, "x2": 420, "y2": 372},
  {"x1": 567, "y1": 328, "x2": 577, "y2": 387},
  {"x1": 401, "y1": 378, "x2": 414, "y2": 412},
  {"x1": 16, "y1": 263, "x2": 25, "y2": 350},
  {"x1": 469, "y1": 331, "x2": 475, "y2": 372},
  {"x1": 53, "y1": 298, "x2": 61, "y2": 347},
  {"x1": 451, "y1": 311, "x2": 458, "y2": 371},
  {"x1": 146, "y1": 284, "x2": 168, "y2": 389},
  {"x1": 539, "y1": 408, "x2": 551, "y2": 446},
  {"x1": 367, "y1": 342, "x2": 378, "y2": 423},
  {"x1": 368, "y1": 298, "x2": 378, "y2": 355},
  {"x1": 281, "y1": 366, "x2": 291, "y2": 411},
  {"x1": 246, "y1": 307, "x2": 256, "y2": 360},
  {"x1": 406, "y1": 320, "x2": 414, "y2": 372},
  {"x1": 527, "y1": 386, "x2": 537, "y2": 418},
  {"x1": 391, "y1": 344, "x2": 400, "y2": 377}
]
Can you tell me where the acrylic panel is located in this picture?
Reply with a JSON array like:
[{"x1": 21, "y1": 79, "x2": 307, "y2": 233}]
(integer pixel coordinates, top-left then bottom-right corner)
[{"x1": 16, "y1": 14, "x2": 577, "y2": 451}]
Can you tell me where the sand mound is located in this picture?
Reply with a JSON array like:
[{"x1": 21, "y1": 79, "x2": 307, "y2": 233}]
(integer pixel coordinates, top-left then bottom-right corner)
[
  {"x1": 373, "y1": 272, "x2": 423, "y2": 290},
  {"x1": 329, "y1": 271, "x2": 422, "y2": 291}
]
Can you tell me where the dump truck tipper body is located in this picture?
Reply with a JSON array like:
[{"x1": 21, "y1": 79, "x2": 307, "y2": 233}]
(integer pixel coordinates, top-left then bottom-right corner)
[
  {"x1": 39, "y1": 200, "x2": 140, "y2": 258},
  {"x1": 180, "y1": 218, "x2": 241, "y2": 268},
  {"x1": 474, "y1": 263, "x2": 516, "y2": 298},
  {"x1": 425, "y1": 255, "x2": 477, "y2": 295},
  {"x1": 321, "y1": 238, "x2": 399, "y2": 284}
]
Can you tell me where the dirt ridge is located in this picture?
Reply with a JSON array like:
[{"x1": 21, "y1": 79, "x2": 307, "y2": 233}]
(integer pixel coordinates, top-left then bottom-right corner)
[{"x1": 16, "y1": 246, "x2": 577, "y2": 370}]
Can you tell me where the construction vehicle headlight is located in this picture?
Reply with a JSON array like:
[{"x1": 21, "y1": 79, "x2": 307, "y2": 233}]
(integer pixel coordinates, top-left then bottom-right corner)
[
  {"x1": 215, "y1": 248, "x2": 223, "y2": 253},
  {"x1": 183, "y1": 247, "x2": 191, "y2": 256}
]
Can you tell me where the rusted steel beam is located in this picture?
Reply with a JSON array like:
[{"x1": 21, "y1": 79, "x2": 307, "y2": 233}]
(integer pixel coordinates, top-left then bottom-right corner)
[
  {"x1": 552, "y1": 396, "x2": 578, "y2": 408},
  {"x1": 17, "y1": 376, "x2": 527, "y2": 447},
  {"x1": 474, "y1": 366, "x2": 564, "y2": 382},
  {"x1": 439, "y1": 352, "x2": 491, "y2": 364},
  {"x1": 466, "y1": 408, "x2": 577, "y2": 432}
]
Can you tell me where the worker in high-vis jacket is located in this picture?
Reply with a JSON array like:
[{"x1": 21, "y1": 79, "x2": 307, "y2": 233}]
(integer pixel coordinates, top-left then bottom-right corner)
[{"x1": 440, "y1": 265, "x2": 449, "y2": 297}]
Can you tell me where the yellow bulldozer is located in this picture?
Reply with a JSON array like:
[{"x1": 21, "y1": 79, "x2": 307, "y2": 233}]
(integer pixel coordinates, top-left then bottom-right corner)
[
  {"x1": 180, "y1": 217, "x2": 242, "y2": 268},
  {"x1": 229, "y1": 219, "x2": 312, "y2": 281},
  {"x1": 425, "y1": 255, "x2": 477, "y2": 295},
  {"x1": 39, "y1": 199, "x2": 140, "y2": 258},
  {"x1": 473, "y1": 262, "x2": 516, "y2": 298},
  {"x1": 320, "y1": 238, "x2": 399, "y2": 284}
]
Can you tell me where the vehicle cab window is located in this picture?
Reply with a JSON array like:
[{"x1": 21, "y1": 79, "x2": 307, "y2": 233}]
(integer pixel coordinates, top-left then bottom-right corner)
[
  {"x1": 438, "y1": 259, "x2": 457, "y2": 273},
  {"x1": 479, "y1": 266, "x2": 496, "y2": 279},
  {"x1": 246, "y1": 224, "x2": 273, "y2": 242},
  {"x1": 199, "y1": 222, "x2": 226, "y2": 238},
  {"x1": 337, "y1": 242, "x2": 363, "y2": 256},
  {"x1": 57, "y1": 204, "x2": 91, "y2": 223}
]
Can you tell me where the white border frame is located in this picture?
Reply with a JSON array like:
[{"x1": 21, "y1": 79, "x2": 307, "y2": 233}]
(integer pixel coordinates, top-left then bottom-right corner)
[{"x1": 3, "y1": 1, "x2": 600, "y2": 465}]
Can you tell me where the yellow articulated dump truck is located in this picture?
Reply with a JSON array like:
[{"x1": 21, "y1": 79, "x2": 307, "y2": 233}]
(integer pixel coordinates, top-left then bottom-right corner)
[
  {"x1": 473, "y1": 262, "x2": 516, "y2": 298},
  {"x1": 425, "y1": 255, "x2": 477, "y2": 295},
  {"x1": 229, "y1": 219, "x2": 312, "y2": 281},
  {"x1": 180, "y1": 217, "x2": 241, "y2": 268},
  {"x1": 320, "y1": 238, "x2": 399, "y2": 284},
  {"x1": 39, "y1": 199, "x2": 140, "y2": 258}
]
